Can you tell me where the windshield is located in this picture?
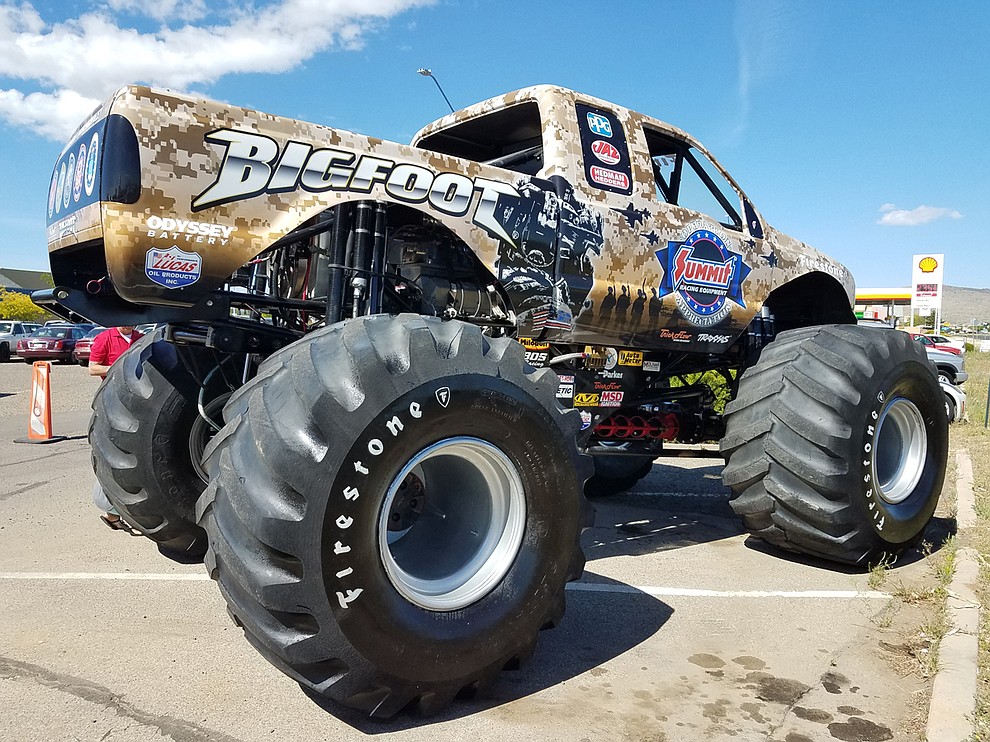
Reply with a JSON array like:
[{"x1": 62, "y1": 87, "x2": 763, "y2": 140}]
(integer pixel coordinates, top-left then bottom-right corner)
[{"x1": 0, "y1": 322, "x2": 12, "y2": 334}]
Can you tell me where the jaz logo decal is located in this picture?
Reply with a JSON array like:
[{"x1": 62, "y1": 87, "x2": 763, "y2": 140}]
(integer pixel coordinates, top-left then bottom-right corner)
[
  {"x1": 145, "y1": 247, "x2": 202, "y2": 288},
  {"x1": 192, "y1": 129, "x2": 520, "y2": 247},
  {"x1": 591, "y1": 140, "x2": 621, "y2": 165},
  {"x1": 654, "y1": 224, "x2": 752, "y2": 327}
]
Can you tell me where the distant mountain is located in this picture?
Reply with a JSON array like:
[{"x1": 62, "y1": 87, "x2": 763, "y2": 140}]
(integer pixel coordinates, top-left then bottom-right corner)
[{"x1": 942, "y1": 285, "x2": 990, "y2": 325}]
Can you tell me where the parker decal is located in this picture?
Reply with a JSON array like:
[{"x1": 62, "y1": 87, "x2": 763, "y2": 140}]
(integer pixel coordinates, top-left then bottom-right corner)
[
  {"x1": 192, "y1": 129, "x2": 520, "y2": 247},
  {"x1": 654, "y1": 225, "x2": 751, "y2": 327},
  {"x1": 145, "y1": 247, "x2": 203, "y2": 288}
]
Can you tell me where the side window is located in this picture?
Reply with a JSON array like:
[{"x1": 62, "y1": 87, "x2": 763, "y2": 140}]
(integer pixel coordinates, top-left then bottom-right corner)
[
  {"x1": 13, "y1": 323, "x2": 22, "y2": 333},
  {"x1": 645, "y1": 129, "x2": 742, "y2": 231},
  {"x1": 415, "y1": 102, "x2": 545, "y2": 176}
]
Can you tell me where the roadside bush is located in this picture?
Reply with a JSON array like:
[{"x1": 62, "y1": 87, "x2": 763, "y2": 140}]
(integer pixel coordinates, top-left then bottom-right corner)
[
  {"x1": 670, "y1": 369, "x2": 735, "y2": 414},
  {"x1": 0, "y1": 288, "x2": 49, "y2": 322}
]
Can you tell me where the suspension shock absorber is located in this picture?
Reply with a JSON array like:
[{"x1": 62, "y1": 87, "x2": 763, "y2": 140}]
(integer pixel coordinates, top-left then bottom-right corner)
[
  {"x1": 326, "y1": 203, "x2": 351, "y2": 324},
  {"x1": 351, "y1": 201, "x2": 374, "y2": 317},
  {"x1": 369, "y1": 202, "x2": 387, "y2": 314}
]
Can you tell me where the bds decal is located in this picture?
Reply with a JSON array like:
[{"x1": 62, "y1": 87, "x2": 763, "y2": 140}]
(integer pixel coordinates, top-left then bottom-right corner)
[{"x1": 654, "y1": 222, "x2": 752, "y2": 327}]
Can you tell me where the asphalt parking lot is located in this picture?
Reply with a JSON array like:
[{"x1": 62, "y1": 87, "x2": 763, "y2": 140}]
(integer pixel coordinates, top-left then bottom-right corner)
[{"x1": 0, "y1": 361, "x2": 950, "y2": 741}]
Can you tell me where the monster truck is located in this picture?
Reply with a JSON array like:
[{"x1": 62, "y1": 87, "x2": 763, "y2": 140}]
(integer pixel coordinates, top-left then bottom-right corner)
[{"x1": 37, "y1": 84, "x2": 947, "y2": 716}]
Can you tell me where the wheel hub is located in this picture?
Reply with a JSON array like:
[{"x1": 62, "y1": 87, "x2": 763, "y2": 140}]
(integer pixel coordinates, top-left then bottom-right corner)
[
  {"x1": 378, "y1": 436, "x2": 526, "y2": 611},
  {"x1": 873, "y1": 397, "x2": 927, "y2": 505}
]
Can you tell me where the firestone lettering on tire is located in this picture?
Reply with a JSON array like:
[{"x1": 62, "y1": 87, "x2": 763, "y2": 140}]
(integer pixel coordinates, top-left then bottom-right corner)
[
  {"x1": 331, "y1": 397, "x2": 432, "y2": 609},
  {"x1": 863, "y1": 390, "x2": 886, "y2": 532}
]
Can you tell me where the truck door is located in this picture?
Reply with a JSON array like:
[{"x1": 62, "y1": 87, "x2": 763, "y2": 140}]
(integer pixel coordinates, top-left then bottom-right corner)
[{"x1": 642, "y1": 129, "x2": 768, "y2": 350}]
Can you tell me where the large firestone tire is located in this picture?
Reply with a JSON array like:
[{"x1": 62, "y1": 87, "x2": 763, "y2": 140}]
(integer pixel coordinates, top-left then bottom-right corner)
[
  {"x1": 721, "y1": 325, "x2": 947, "y2": 566},
  {"x1": 90, "y1": 333, "x2": 222, "y2": 557},
  {"x1": 197, "y1": 315, "x2": 592, "y2": 718},
  {"x1": 584, "y1": 454, "x2": 654, "y2": 498}
]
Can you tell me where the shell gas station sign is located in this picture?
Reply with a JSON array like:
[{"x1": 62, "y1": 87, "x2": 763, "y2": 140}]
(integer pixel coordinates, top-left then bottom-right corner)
[{"x1": 911, "y1": 253, "x2": 944, "y2": 315}]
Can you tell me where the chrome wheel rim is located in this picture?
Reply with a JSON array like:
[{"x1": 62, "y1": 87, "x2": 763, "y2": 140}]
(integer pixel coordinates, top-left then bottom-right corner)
[
  {"x1": 873, "y1": 397, "x2": 927, "y2": 505},
  {"x1": 378, "y1": 436, "x2": 526, "y2": 611}
]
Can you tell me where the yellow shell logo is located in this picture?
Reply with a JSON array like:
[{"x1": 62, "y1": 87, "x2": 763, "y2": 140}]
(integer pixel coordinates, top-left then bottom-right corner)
[{"x1": 918, "y1": 256, "x2": 938, "y2": 273}]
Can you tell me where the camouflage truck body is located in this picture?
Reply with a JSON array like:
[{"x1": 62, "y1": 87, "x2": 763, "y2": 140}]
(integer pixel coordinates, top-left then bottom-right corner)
[{"x1": 43, "y1": 83, "x2": 855, "y2": 443}]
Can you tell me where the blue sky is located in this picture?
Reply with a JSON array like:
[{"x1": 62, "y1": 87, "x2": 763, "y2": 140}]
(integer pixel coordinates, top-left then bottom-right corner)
[{"x1": 1, "y1": 0, "x2": 987, "y2": 290}]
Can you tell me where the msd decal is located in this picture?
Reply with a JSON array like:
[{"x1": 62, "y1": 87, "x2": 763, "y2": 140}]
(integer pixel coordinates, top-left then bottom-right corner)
[
  {"x1": 654, "y1": 225, "x2": 752, "y2": 327},
  {"x1": 145, "y1": 247, "x2": 203, "y2": 288}
]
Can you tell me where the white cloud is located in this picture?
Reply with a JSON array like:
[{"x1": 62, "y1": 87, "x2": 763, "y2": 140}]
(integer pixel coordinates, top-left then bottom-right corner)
[
  {"x1": 877, "y1": 203, "x2": 963, "y2": 227},
  {"x1": 0, "y1": 0, "x2": 432, "y2": 140}
]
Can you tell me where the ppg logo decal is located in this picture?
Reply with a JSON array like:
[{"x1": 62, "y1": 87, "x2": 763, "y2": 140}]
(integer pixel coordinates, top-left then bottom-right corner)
[{"x1": 586, "y1": 112, "x2": 613, "y2": 138}]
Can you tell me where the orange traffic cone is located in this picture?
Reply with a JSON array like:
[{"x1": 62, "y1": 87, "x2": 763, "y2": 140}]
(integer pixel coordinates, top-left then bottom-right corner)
[{"x1": 14, "y1": 361, "x2": 66, "y2": 444}]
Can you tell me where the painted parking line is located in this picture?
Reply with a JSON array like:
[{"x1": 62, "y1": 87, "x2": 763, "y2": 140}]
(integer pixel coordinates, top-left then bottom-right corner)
[
  {"x1": 569, "y1": 582, "x2": 890, "y2": 600},
  {"x1": 0, "y1": 572, "x2": 889, "y2": 599}
]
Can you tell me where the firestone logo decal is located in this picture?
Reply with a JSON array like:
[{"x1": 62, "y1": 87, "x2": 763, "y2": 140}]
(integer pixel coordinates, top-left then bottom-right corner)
[
  {"x1": 145, "y1": 246, "x2": 203, "y2": 288},
  {"x1": 654, "y1": 224, "x2": 751, "y2": 327},
  {"x1": 192, "y1": 129, "x2": 520, "y2": 247}
]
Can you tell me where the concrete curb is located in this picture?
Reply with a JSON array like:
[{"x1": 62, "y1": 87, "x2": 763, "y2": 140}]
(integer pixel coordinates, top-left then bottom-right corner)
[{"x1": 926, "y1": 449, "x2": 980, "y2": 742}]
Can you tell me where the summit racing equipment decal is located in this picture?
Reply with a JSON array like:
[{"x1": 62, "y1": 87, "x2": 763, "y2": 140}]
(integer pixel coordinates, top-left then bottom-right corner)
[
  {"x1": 654, "y1": 225, "x2": 752, "y2": 327},
  {"x1": 145, "y1": 246, "x2": 202, "y2": 288},
  {"x1": 191, "y1": 129, "x2": 519, "y2": 245}
]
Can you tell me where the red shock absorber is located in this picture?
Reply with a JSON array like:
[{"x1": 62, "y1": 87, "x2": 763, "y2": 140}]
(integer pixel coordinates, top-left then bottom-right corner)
[
  {"x1": 647, "y1": 412, "x2": 680, "y2": 441},
  {"x1": 595, "y1": 412, "x2": 681, "y2": 441}
]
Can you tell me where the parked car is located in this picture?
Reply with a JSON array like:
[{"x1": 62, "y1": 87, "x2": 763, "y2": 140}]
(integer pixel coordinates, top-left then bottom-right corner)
[
  {"x1": 72, "y1": 326, "x2": 107, "y2": 366},
  {"x1": 926, "y1": 333, "x2": 966, "y2": 354},
  {"x1": 926, "y1": 346, "x2": 968, "y2": 385},
  {"x1": 0, "y1": 321, "x2": 41, "y2": 361},
  {"x1": 908, "y1": 332, "x2": 962, "y2": 356},
  {"x1": 941, "y1": 379, "x2": 966, "y2": 423},
  {"x1": 15, "y1": 325, "x2": 89, "y2": 363}
]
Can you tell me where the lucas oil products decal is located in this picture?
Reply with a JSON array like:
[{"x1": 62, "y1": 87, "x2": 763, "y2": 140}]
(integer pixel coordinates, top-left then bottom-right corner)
[
  {"x1": 145, "y1": 247, "x2": 203, "y2": 288},
  {"x1": 654, "y1": 223, "x2": 752, "y2": 327}
]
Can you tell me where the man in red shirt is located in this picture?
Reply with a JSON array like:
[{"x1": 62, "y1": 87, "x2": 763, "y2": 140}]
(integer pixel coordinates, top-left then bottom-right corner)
[
  {"x1": 89, "y1": 324, "x2": 144, "y2": 533},
  {"x1": 89, "y1": 325, "x2": 142, "y2": 379}
]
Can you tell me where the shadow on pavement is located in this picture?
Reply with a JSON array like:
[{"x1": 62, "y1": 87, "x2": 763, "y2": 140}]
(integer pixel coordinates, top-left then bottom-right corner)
[
  {"x1": 299, "y1": 573, "x2": 673, "y2": 731},
  {"x1": 584, "y1": 460, "x2": 745, "y2": 561}
]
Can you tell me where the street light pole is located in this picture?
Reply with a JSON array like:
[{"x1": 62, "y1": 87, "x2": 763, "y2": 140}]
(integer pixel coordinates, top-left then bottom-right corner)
[{"x1": 417, "y1": 68, "x2": 454, "y2": 113}]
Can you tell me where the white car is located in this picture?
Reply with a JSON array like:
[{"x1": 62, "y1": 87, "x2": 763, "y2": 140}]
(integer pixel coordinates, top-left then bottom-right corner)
[
  {"x1": 941, "y1": 379, "x2": 966, "y2": 423},
  {"x1": 0, "y1": 320, "x2": 41, "y2": 362},
  {"x1": 926, "y1": 333, "x2": 966, "y2": 354}
]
